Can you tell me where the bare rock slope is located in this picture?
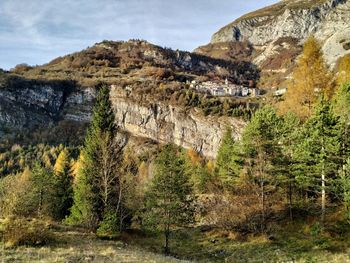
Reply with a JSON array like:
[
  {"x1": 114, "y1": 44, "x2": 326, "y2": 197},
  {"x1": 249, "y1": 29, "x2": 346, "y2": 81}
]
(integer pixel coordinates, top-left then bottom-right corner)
[{"x1": 196, "y1": 0, "x2": 350, "y2": 88}]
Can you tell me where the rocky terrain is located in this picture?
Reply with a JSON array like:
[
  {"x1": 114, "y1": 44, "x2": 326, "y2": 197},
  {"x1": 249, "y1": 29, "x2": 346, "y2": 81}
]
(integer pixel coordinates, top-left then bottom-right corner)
[
  {"x1": 110, "y1": 85, "x2": 244, "y2": 158},
  {"x1": 0, "y1": 40, "x2": 250, "y2": 158},
  {"x1": 196, "y1": 0, "x2": 350, "y2": 88}
]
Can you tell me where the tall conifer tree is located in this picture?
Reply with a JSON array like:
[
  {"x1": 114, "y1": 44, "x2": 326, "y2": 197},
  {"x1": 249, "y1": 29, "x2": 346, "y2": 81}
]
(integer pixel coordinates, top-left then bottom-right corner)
[{"x1": 68, "y1": 85, "x2": 122, "y2": 230}]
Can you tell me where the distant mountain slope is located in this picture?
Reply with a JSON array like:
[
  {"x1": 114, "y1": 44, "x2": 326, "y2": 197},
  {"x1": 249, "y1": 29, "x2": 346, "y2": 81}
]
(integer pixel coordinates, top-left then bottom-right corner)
[
  {"x1": 0, "y1": 40, "x2": 251, "y2": 158},
  {"x1": 16, "y1": 40, "x2": 258, "y2": 87},
  {"x1": 196, "y1": 0, "x2": 350, "y2": 88}
]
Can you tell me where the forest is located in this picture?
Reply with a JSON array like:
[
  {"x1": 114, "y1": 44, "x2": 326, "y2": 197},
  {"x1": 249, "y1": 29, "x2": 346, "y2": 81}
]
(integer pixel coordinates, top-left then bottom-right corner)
[{"x1": 1, "y1": 36, "x2": 350, "y2": 262}]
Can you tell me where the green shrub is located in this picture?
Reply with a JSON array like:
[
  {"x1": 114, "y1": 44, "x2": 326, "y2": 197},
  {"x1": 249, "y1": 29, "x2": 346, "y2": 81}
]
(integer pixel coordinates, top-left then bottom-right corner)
[
  {"x1": 1, "y1": 217, "x2": 53, "y2": 247},
  {"x1": 96, "y1": 211, "x2": 119, "y2": 238}
]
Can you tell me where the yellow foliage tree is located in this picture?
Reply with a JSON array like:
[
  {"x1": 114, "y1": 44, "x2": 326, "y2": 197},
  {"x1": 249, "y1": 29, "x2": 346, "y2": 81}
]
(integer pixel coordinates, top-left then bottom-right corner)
[
  {"x1": 337, "y1": 55, "x2": 350, "y2": 85},
  {"x1": 278, "y1": 36, "x2": 333, "y2": 120},
  {"x1": 54, "y1": 148, "x2": 70, "y2": 175}
]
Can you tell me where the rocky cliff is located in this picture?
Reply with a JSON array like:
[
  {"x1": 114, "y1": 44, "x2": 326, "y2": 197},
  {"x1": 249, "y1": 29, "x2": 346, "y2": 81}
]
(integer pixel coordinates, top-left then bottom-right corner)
[
  {"x1": 0, "y1": 40, "x2": 253, "y2": 158},
  {"x1": 210, "y1": 0, "x2": 350, "y2": 67},
  {"x1": 195, "y1": 0, "x2": 350, "y2": 88},
  {"x1": 0, "y1": 78, "x2": 244, "y2": 158},
  {"x1": 109, "y1": 86, "x2": 244, "y2": 158}
]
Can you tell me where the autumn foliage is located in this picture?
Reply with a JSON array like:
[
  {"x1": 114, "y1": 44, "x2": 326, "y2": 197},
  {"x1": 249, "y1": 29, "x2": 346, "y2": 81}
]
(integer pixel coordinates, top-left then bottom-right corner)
[{"x1": 278, "y1": 36, "x2": 334, "y2": 120}]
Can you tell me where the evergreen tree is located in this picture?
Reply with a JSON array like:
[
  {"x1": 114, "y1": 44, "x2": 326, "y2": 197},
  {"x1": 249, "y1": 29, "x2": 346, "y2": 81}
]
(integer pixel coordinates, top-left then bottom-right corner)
[
  {"x1": 292, "y1": 98, "x2": 340, "y2": 222},
  {"x1": 68, "y1": 85, "x2": 123, "y2": 230},
  {"x1": 65, "y1": 152, "x2": 95, "y2": 226},
  {"x1": 28, "y1": 162, "x2": 56, "y2": 217},
  {"x1": 185, "y1": 149, "x2": 212, "y2": 193},
  {"x1": 340, "y1": 158, "x2": 350, "y2": 223},
  {"x1": 275, "y1": 112, "x2": 300, "y2": 220},
  {"x1": 241, "y1": 106, "x2": 282, "y2": 231},
  {"x1": 333, "y1": 84, "x2": 350, "y2": 181},
  {"x1": 215, "y1": 127, "x2": 242, "y2": 187},
  {"x1": 53, "y1": 148, "x2": 73, "y2": 219},
  {"x1": 143, "y1": 144, "x2": 195, "y2": 254},
  {"x1": 279, "y1": 36, "x2": 333, "y2": 119}
]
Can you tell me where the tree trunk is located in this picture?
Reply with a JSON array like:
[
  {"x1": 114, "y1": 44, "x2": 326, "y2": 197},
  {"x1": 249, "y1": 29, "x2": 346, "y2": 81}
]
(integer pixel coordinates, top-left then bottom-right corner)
[
  {"x1": 38, "y1": 188, "x2": 43, "y2": 217},
  {"x1": 289, "y1": 176, "x2": 293, "y2": 221},
  {"x1": 261, "y1": 178, "x2": 265, "y2": 233},
  {"x1": 164, "y1": 224, "x2": 170, "y2": 255},
  {"x1": 321, "y1": 160, "x2": 326, "y2": 223}
]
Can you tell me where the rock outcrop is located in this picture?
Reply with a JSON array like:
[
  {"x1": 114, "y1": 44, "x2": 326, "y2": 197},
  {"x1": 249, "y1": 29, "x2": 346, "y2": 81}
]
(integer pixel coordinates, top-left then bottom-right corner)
[
  {"x1": 0, "y1": 83, "x2": 65, "y2": 128},
  {"x1": 0, "y1": 82, "x2": 244, "y2": 158},
  {"x1": 209, "y1": 0, "x2": 350, "y2": 68},
  {"x1": 109, "y1": 86, "x2": 244, "y2": 158}
]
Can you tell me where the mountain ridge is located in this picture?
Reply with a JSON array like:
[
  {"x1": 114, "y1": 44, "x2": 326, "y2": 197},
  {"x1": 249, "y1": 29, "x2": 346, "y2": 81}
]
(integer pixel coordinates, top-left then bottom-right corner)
[
  {"x1": 196, "y1": 0, "x2": 350, "y2": 88},
  {"x1": 0, "y1": 40, "x2": 252, "y2": 158}
]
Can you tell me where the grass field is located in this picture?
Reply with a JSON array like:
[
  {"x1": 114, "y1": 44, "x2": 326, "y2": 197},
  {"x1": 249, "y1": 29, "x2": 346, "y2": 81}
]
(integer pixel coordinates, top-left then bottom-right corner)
[
  {"x1": 1, "y1": 218, "x2": 350, "y2": 262},
  {"x1": 0, "y1": 224, "x2": 188, "y2": 263}
]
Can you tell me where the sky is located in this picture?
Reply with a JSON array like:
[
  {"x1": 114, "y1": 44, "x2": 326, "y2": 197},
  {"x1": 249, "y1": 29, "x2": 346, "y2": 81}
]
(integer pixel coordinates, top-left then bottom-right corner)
[{"x1": 0, "y1": 0, "x2": 278, "y2": 70}]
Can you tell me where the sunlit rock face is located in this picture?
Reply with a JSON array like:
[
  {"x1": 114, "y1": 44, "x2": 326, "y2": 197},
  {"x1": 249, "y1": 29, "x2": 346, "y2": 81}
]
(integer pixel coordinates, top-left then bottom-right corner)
[
  {"x1": 210, "y1": 0, "x2": 350, "y2": 67},
  {"x1": 0, "y1": 83, "x2": 244, "y2": 158},
  {"x1": 109, "y1": 86, "x2": 245, "y2": 159}
]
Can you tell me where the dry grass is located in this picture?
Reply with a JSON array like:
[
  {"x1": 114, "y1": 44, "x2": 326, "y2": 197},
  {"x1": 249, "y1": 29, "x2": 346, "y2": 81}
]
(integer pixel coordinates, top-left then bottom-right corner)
[
  {"x1": 0, "y1": 224, "x2": 189, "y2": 263},
  {"x1": 1, "y1": 215, "x2": 350, "y2": 262}
]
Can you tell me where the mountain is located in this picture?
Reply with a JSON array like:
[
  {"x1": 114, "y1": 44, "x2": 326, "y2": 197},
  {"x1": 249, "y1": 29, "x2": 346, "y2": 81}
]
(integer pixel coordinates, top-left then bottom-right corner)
[
  {"x1": 0, "y1": 40, "x2": 250, "y2": 158},
  {"x1": 3, "y1": 0, "x2": 349, "y2": 157},
  {"x1": 195, "y1": 0, "x2": 350, "y2": 88}
]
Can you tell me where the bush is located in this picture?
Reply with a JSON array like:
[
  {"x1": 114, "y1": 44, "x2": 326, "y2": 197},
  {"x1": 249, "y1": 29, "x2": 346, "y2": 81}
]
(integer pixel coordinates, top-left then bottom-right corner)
[
  {"x1": 0, "y1": 217, "x2": 53, "y2": 247},
  {"x1": 96, "y1": 211, "x2": 119, "y2": 238}
]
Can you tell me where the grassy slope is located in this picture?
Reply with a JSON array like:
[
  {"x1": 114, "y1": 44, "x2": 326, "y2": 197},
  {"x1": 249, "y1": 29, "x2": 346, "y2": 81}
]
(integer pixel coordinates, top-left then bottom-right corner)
[
  {"x1": 1, "y1": 215, "x2": 350, "y2": 263},
  {"x1": 124, "y1": 222, "x2": 350, "y2": 263},
  {"x1": 0, "y1": 224, "x2": 188, "y2": 263}
]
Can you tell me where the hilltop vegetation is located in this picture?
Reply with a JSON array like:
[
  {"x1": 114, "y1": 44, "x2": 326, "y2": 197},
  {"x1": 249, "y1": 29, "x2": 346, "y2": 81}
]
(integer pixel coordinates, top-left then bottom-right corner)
[
  {"x1": 11, "y1": 40, "x2": 258, "y2": 87},
  {"x1": 0, "y1": 40, "x2": 260, "y2": 129}
]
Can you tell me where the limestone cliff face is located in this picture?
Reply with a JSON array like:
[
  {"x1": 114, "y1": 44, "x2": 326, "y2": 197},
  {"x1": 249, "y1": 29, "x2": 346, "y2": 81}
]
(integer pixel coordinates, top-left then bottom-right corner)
[
  {"x1": 0, "y1": 83, "x2": 95, "y2": 128},
  {"x1": 210, "y1": 0, "x2": 350, "y2": 67},
  {"x1": 0, "y1": 84, "x2": 65, "y2": 128},
  {"x1": 0, "y1": 83, "x2": 244, "y2": 158},
  {"x1": 109, "y1": 86, "x2": 245, "y2": 158}
]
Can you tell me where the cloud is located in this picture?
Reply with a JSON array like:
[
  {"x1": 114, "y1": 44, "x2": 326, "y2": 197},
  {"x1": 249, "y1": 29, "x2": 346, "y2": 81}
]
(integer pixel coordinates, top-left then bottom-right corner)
[{"x1": 0, "y1": 0, "x2": 279, "y2": 69}]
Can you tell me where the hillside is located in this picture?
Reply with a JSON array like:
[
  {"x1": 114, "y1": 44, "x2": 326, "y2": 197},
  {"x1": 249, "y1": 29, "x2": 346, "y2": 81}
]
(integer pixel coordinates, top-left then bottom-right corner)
[
  {"x1": 0, "y1": 40, "x2": 253, "y2": 158},
  {"x1": 15, "y1": 40, "x2": 258, "y2": 87},
  {"x1": 195, "y1": 0, "x2": 350, "y2": 89}
]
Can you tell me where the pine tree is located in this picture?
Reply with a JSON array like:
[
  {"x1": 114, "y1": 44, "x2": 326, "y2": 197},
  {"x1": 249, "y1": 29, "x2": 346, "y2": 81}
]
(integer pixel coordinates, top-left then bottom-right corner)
[
  {"x1": 65, "y1": 152, "x2": 95, "y2": 226},
  {"x1": 215, "y1": 127, "x2": 242, "y2": 188},
  {"x1": 185, "y1": 149, "x2": 212, "y2": 193},
  {"x1": 67, "y1": 85, "x2": 123, "y2": 230},
  {"x1": 143, "y1": 144, "x2": 195, "y2": 254},
  {"x1": 293, "y1": 98, "x2": 340, "y2": 222},
  {"x1": 275, "y1": 112, "x2": 300, "y2": 220},
  {"x1": 279, "y1": 36, "x2": 333, "y2": 120},
  {"x1": 241, "y1": 106, "x2": 282, "y2": 231},
  {"x1": 28, "y1": 162, "x2": 56, "y2": 217},
  {"x1": 340, "y1": 158, "x2": 350, "y2": 223},
  {"x1": 333, "y1": 84, "x2": 350, "y2": 181},
  {"x1": 53, "y1": 148, "x2": 73, "y2": 219}
]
